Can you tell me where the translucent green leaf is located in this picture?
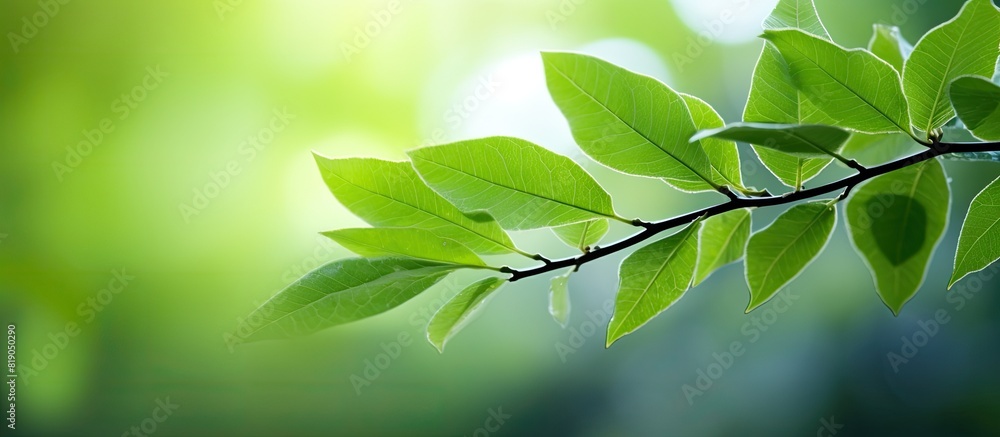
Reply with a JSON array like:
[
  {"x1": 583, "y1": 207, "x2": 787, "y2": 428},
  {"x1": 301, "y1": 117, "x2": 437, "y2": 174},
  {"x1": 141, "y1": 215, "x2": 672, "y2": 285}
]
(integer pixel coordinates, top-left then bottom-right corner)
[
  {"x1": 426, "y1": 277, "x2": 505, "y2": 352},
  {"x1": 407, "y1": 137, "x2": 621, "y2": 230},
  {"x1": 314, "y1": 156, "x2": 519, "y2": 255},
  {"x1": 763, "y1": 28, "x2": 912, "y2": 135},
  {"x1": 244, "y1": 258, "x2": 459, "y2": 342},
  {"x1": 950, "y1": 175, "x2": 1000, "y2": 288},
  {"x1": 868, "y1": 24, "x2": 913, "y2": 73},
  {"x1": 902, "y1": 0, "x2": 1000, "y2": 135},
  {"x1": 949, "y1": 75, "x2": 1000, "y2": 141},
  {"x1": 762, "y1": 0, "x2": 829, "y2": 37},
  {"x1": 846, "y1": 160, "x2": 949, "y2": 315},
  {"x1": 841, "y1": 132, "x2": 918, "y2": 167},
  {"x1": 552, "y1": 219, "x2": 609, "y2": 252},
  {"x1": 322, "y1": 228, "x2": 486, "y2": 267},
  {"x1": 694, "y1": 209, "x2": 752, "y2": 286},
  {"x1": 607, "y1": 220, "x2": 702, "y2": 347},
  {"x1": 682, "y1": 94, "x2": 744, "y2": 190},
  {"x1": 542, "y1": 52, "x2": 718, "y2": 192},
  {"x1": 744, "y1": 0, "x2": 835, "y2": 189},
  {"x1": 549, "y1": 271, "x2": 572, "y2": 327},
  {"x1": 746, "y1": 201, "x2": 837, "y2": 312},
  {"x1": 693, "y1": 123, "x2": 851, "y2": 160}
]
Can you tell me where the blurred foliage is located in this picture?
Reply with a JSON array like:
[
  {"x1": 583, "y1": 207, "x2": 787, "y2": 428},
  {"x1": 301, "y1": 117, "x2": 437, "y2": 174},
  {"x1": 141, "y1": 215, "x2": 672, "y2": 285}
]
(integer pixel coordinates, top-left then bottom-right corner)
[{"x1": 1, "y1": 0, "x2": 998, "y2": 435}]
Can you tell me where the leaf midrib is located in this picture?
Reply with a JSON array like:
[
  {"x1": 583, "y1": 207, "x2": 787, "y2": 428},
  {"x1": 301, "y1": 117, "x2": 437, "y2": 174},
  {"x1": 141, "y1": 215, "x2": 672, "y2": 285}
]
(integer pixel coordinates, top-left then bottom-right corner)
[
  {"x1": 779, "y1": 33, "x2": 910, "y2": 134},
  {"x1": 921, "y1": 4, "x2": 978, "y2": 134},
  {"x1": 328, "y1": 171, "x2": 514, "y2": 252},
  {"x1": 613, "y1": 223, "x2": 697, "y2": 336},
  {"x1": 549, "y1": 63, "x2": 716, "y2": 187},
  {"x1": 702, "y1": 212, "x2": 749, "y2": 275},
  {"x1": 756, "y1": 205, "x2": 830, "y2": 293},
  {"x1": 250, "y1": 264, "x2": 455, "y2": 337},
  {"x1": 411, "y1": 155, "x2": 616, "y2": 221}
]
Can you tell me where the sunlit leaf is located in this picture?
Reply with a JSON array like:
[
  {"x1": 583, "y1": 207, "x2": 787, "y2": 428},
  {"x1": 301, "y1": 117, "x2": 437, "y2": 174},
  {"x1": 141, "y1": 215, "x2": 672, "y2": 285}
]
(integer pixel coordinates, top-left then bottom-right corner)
[
  {"x1": 846, "y1": 160, "x2": 949, "y2": 315},
  {"x1": 322, "y1": 228, "x2": 486, "y2": 267},
  {"x1": 903, "y1": 0, "x2": 1000, "y2": 136},
  {"x1": 745, "y1": 201, "x2": 837, "y2": 312},
  {"x1": 552, "y1": 219, "x2": 609, "y2": 252},
  {"x1": 694, "y1": 208, "x2": 752, "y2": 286},
  {"x1": 408, "y1": 137, "x2": 621, "y2": 230},
  {"x1": 744, "y1": 0, "x2": 835, "y2": 189},
  {"x1": 426, "y1": 277, "x2": 506, "y2": 352},
  {"x1": 549, "y1": 271, "x2": 572, "y2": 327},
  {"x1": 245, "y1": 258, "x2": 459, "y2": 342},
  {"x1": 950, "y1": 175, "x2": 1000, "y2": 288},
  {"x1": 607, "y1": 220, "x2": 702, "y2": 347},
  {"x1": 682, "y1": 94, "x2": 745, "y2": 190},
  {"x1": 542, "y1": 52, "x2": 718, "y2": 192},
  {"x1": 693, "y1": 123, "x2": 851, "y2": 160},
  {"x1": 868, "y1": 24, "x2": 913, "y2": 73},
  {"x1": 314, "y1": 156, "x2": 519, "y2": 255},
  {"x1": 841, "y1": 132, "x2": 918, "y2": 167},
  {"x1": 763, "y1": 28, "x2": 912, "y2": 135},
  {"x1": 949, "y1": 75, "x2": 1000, "y2": 141}
]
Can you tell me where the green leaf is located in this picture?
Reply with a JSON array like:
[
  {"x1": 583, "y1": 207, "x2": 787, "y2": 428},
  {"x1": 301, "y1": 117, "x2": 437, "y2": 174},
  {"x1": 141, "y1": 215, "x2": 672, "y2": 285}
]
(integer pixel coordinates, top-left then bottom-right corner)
[
  {"x1": 693, "y1": 123, "x2": 851, "y2": 160},
  {"x1": 753, "y1": 146, "x2": 833, "y2": 189},
  {"x1": 607, "y1": 220, "x2": 701, "y2": 347},
  {"x1": 549, "y1": 271, "x2": 572, "y2": 327},
  {"x1": 542, "y1": 52, "x2": 718, "y2": 192},
  {"x1": 407, "y1": 137, "x2": 621, "y2": 230},
  {"x1": 846, "y1": 160, "x2": 949, "y2": 315},
  {"x1": 762, "y1": 0, "x2": 829, "y2": 37},
  {"x1": 949, "y1": 75, "x2": 1000, "y2": 141},
  {"x1": 841, "y1": 132, "x2": 918, "y2": 167},
  {"x1": 763, "y1": 29, "x2": 912, "y2": 135},
  {"x1": 552, "y1": 219, "x2": 609, "y2": 252},
  {"x1": 867, "y1": 24, "x2": 913, "y2": 73},
  {"x1": 322, "y1": 228, "x2": 486, "y2": 267},
  {"x1": 426, "y1": 277, "x2": 505, "y2": 352},
  {"x1": 682, "y1": 94, "x2": 745, "y2": 190},
  {"x1": 903, "y1": 0, "x2": 1000, "y2": 136},
  {"x1": 245, "y1": 258, "x2": 459, "y2": 342},
  {"x1": 744, "y1": 0, "x2": 835, "y2": 189},
  {"x1": 745, "y1": 201, "x2": 837, "y2": 312},
  {"x1": 314, "y1": 156, "x2": 519, "y2": 255},
  {"x1": 950, "y1": 175, "x2": 1000, "y2": 288},
  {"x1": 694, "y1": 209, "x2": 752, "y2": 286}
]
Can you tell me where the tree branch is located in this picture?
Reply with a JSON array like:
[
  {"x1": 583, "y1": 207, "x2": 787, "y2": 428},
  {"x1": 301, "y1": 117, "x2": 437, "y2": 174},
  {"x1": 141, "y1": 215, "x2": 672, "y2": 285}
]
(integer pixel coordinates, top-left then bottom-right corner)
[{"x1": 505, "y1": 141, "x2": 1000, "y2": 282}]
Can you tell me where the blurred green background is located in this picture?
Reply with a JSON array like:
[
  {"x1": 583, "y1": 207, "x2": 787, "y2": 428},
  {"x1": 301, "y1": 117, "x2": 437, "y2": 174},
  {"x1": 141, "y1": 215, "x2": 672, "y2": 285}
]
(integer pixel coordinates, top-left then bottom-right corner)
[{"x1": 2, "y1": 0, "x2": 999, "y2": 435}]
